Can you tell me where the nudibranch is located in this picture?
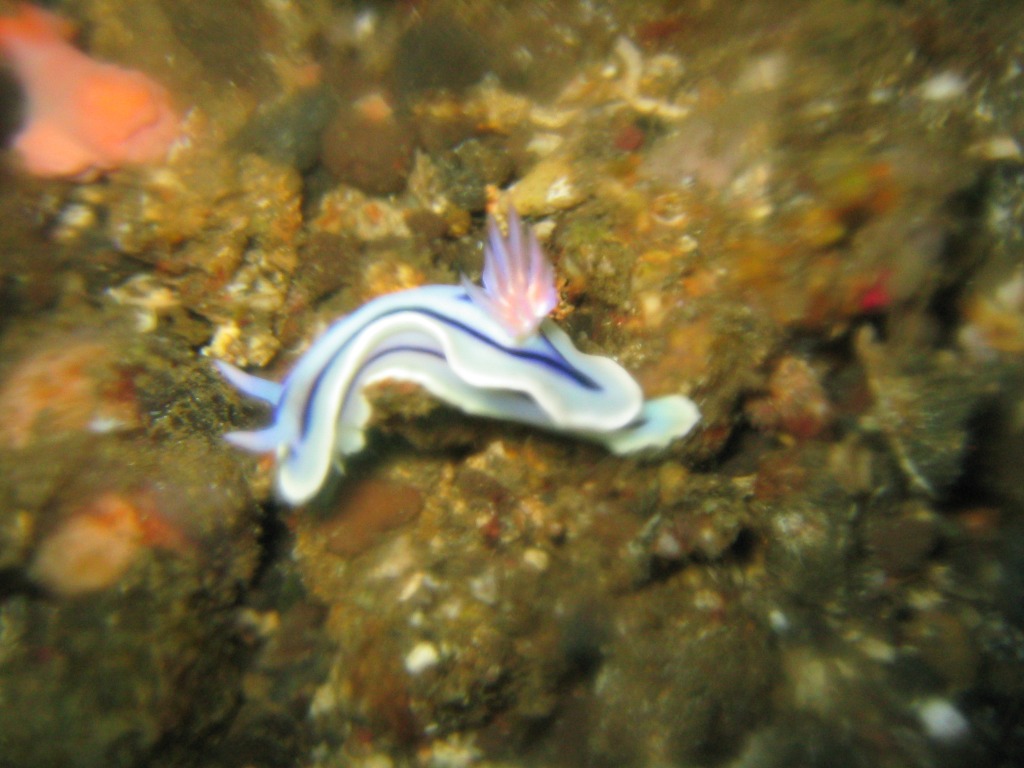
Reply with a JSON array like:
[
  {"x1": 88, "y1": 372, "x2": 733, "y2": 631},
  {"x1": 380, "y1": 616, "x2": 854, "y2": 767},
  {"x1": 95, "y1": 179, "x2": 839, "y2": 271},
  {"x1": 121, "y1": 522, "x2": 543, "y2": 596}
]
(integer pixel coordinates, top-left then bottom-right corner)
[{"x1": 217, "y1": 208, "x2": 701, "y2": 505}]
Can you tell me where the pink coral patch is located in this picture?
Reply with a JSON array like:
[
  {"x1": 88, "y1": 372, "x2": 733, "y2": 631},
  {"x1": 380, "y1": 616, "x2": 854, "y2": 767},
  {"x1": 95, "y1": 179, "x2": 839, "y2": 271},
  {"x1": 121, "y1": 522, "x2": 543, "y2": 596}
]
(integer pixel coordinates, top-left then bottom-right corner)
[
  {"x1": 29, "y1": 489, "x2": 186, "y2": 597},
  {"x1": 0, "y1": 337, "x2": 140, "y2": 449},
  {"x1": 0, "y1": 2, "x2": 179, "y2": 178}
]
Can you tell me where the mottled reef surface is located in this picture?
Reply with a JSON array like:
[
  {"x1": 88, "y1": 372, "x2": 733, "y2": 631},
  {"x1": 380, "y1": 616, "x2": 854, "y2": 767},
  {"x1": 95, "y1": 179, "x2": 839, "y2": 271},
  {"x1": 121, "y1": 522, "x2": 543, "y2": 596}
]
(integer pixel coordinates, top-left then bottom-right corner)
[{"x1": 1, "y1": 1, "x2": 1024, "y2": 767}]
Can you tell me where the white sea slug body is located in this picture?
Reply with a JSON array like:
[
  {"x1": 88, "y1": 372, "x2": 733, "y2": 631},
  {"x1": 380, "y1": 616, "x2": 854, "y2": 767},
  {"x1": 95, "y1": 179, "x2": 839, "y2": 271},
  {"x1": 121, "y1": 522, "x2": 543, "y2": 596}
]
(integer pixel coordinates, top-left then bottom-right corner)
[{"x1": 217, "y1": 208, "x2": 701, "y2": 504}]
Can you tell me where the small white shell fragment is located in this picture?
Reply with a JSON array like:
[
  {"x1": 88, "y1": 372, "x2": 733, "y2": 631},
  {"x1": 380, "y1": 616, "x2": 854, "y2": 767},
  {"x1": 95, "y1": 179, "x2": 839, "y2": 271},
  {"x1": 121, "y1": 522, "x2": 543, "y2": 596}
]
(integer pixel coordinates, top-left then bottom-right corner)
[
  {"x1": 857, "y1": 635, "x2": 897, "y2": 663},
  {"x1": 968, "y1": 136, "x2": 1023, "y2": 161},
  {"x1": 525, "y1": 132, "x2": 564, "y2": 156},
  {"x1": 529, "y1": 104, "x2": 579, "y2": 129},
  {"x1": 106, "y1": 274, "x2": 179, "y2": 332},
  {"x1": 917, "y1": 697, "x2": 970, "y2": 744},
  {"x1": 469, "y1": 570, "x2": 499, "y2": 605},
  {"x1": 422, "y1": 734, "x2": 482, "y2": 767},
  {"x1": 678, "y1": 234, "x2": 699, "y2": 252},
  {"x1": 398, "y1": 571, "x2": 426, "y2": 602},
  {"x1": 638, "y1": 291, "x2": 666, "y2": 328},
  {"x1": 508, "y1": 157, "x2": 583, "y2": 215},
  {"x1": 920, "y1": 71, "x2": 967, "y2": 101},
  {"x1": 735, "y1": 53, "x2": 787, "y2": 92},
  {"x1": 653, "y1": 529, "x2": 683, "y2": 559},
  {"x1": 522, "y1": 547, "x2": 549, "y2": 572},
  {"x1": 767, "y1": 609, "x2": 790, "y2": 634},
  {"x1": 869, "y1": 86, "x2": 894, "y2": 104},
  {"x1": 309, "y1": 680, "x2": 340, "y2": 718},
  {"x1": 87, "y1": 415, "x2": 132, "y2": 435},
  {"x1": 546, "y1": 176, "x2": 577, "y2": 206},
  {"x1": 51, "y1": 202, "x2": 97, "y2": 243},
  {"x1": 614, "y1": 36, "x2": 643, "y2": 95},
  {"x1": 404, "y1": 641, "x2": 441, "y2": 675}
]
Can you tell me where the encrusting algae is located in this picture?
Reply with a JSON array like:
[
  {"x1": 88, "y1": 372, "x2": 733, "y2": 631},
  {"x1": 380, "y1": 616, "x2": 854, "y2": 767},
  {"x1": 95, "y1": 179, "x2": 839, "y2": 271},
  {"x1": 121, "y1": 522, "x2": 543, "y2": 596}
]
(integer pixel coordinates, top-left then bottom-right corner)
[{"x1": 0, "y1": 1, "x2": 1023, "y2": 767}]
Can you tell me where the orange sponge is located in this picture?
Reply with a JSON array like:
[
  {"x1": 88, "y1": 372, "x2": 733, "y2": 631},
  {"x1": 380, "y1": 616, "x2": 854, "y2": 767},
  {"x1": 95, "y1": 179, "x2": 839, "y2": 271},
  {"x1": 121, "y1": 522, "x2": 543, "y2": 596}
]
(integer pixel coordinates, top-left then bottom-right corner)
[{"x1": 0, "y1": 3, "x2": 179, "y2": 178}]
